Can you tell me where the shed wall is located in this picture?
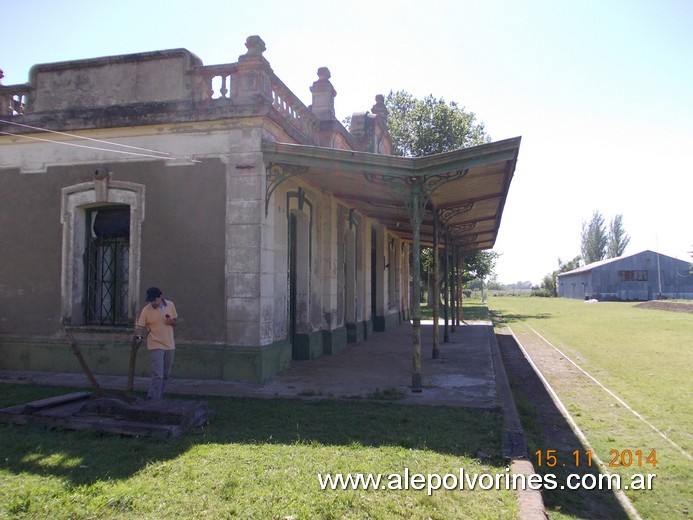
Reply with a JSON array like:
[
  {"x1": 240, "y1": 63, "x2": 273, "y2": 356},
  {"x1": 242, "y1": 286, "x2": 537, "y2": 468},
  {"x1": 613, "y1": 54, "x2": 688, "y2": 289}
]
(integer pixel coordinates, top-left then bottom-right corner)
[{"x1": 558, "y1": 251, "x2": 693, "y2": 300}]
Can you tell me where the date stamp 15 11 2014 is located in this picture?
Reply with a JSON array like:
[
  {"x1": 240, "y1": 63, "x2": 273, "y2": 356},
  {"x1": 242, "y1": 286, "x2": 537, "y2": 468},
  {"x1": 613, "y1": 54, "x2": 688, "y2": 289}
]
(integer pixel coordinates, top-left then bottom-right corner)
[{"x1": 534, "y1": 449, "x2": 658, "y2": 468}]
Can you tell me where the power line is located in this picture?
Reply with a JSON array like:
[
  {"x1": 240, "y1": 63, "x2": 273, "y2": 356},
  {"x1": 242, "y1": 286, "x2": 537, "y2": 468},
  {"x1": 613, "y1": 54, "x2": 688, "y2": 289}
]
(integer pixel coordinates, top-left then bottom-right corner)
[
  {"x1": 0, "y1": 119, "x2": 200, "y2": 162},
  {"x1": 0, "y1": 131, "x2": 178, "y2": 160}
]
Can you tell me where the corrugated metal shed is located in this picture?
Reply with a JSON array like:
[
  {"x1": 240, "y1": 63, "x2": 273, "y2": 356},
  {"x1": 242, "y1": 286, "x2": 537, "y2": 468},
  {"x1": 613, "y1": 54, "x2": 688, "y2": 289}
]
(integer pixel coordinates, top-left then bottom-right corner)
[{"x1": 557, "y1": 250, "x2": 693, "y2": 300}]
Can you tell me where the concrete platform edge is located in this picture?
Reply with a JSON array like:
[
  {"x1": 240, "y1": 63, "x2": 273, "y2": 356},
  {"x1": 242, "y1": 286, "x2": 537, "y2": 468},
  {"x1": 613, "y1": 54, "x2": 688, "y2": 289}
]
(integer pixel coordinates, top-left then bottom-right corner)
[{"x1": 488, "y1": 325, "x2": 548, "y2": 520}]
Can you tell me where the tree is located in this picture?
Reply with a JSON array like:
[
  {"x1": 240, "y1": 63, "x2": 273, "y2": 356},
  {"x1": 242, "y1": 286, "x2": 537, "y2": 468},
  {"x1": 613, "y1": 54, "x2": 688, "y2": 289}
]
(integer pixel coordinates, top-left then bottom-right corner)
[
  {"x1": 541, "y1": 256, "x2": 582, "y2": 296},
  {"x1": 581, "y1": 211, "x2": 608, "y2": 264},
  {"x1": 607, "y1": 214, "x2": 630, "y2": 258},
  {"x1": 385, "y1": 90, "x2": 497, "y2": 282},
  {"x1": 462, "y1": 250, "x2": 498, "y2": 284},
  {"x1": 385, "y1": 91, "x2": 490, "y2": 157}
]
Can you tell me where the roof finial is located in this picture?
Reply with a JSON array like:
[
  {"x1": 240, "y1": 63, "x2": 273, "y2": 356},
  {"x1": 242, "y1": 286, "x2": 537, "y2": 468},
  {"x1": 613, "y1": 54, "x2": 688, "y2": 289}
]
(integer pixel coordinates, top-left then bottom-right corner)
[{"x1": 244, "y1": 35, "x2": 266, "y2": 57}]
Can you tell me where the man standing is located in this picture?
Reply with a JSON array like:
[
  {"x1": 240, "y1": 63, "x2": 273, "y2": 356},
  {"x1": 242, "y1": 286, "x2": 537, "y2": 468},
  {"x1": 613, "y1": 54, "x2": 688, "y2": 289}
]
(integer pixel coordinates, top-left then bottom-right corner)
[{"x1": 134, "y1": 287, "x2": 178, "y2": 400}]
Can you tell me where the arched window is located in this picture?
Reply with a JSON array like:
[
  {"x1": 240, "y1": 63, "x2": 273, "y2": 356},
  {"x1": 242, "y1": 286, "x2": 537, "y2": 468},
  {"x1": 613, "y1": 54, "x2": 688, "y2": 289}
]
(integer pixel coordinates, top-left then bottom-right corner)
[{"x1": 61, "y1": 179, "x2": 145, "y2": 327}]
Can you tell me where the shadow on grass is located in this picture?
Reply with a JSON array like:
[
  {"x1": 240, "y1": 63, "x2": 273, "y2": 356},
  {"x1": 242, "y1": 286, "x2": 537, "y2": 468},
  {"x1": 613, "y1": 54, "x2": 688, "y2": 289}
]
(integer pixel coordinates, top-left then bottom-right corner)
[
  {"x1": 420, "y1": 301, "x2": 490, "y2": 321},
  {"x1": 496, "y1": 332, "x2": 629, "y2": 520},
  {"x1": 0, "y1": 384, "x2": 505, "y2": 486},
  {"x1": 489, "y1": 310, "x2": 553, "y2": 325}
]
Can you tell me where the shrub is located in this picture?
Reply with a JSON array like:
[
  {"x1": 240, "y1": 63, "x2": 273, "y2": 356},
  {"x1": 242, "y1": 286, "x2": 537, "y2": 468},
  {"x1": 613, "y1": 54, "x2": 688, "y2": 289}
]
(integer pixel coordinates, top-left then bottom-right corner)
[{"x1": 531, "y1": 289, "x2": 553, "y2": 298}]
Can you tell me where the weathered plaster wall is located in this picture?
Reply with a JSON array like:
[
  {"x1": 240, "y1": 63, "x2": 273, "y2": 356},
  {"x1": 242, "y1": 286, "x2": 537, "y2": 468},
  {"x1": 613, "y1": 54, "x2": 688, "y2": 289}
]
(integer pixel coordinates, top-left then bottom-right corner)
[{"x1": 30, "y1": 49, "x2": 201, "y2": 112}]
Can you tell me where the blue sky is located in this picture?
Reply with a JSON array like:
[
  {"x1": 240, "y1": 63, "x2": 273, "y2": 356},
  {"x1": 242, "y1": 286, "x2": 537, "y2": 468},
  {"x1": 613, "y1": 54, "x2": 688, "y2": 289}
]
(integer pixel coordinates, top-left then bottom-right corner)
[{"x1": 3, "y1": 0, "x2": 691, "y2": 283}]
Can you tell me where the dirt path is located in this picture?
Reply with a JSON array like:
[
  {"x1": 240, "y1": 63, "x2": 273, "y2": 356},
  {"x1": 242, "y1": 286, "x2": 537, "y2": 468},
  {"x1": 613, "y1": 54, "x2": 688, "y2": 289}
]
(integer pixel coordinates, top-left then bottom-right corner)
[{"x1": 496, "y1": 324, "x2": 635, "y2": 520}]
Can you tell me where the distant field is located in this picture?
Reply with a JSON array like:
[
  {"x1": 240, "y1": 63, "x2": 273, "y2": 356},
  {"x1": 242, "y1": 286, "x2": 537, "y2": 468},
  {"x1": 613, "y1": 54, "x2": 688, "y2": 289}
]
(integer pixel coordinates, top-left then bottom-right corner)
[{"x1": 489, "y1": 296, "x2": 692, "y2": 519}]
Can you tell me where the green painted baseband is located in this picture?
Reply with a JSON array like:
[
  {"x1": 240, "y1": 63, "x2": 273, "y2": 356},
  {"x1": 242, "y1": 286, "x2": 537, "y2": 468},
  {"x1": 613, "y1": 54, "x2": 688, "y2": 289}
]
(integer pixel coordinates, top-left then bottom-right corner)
[
  {"x1": 364, "y1": 320, "x2": 373, "y2": 339},
  {"x1": 346, "y1": 323, "x2": 358, "y2": 343},
  {"x1": 346, "y1": 321, "x2": 369, "y2": 343},
  {"x1": 0, "y1": 338, "x2": 293, "y2": 384},
  {"x1": 322, "y1": 327, "x2": 347, "y2": 355},
  {"x1": 292, "y1": 330, "x2": 323, "y2": 361},
  {"x1": 0, "y1": 320, "x2": 383, "y2": 384},
  {"x1": 373, "y1": 312, "x2": 401, "y2": 332}
]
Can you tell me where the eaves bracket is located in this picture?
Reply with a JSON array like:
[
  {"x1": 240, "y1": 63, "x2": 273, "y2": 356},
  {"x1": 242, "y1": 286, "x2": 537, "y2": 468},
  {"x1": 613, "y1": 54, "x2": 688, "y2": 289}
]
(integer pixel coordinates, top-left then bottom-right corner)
[{"x1": 266, "y1": 162, "x2": 308, "y2": 217}]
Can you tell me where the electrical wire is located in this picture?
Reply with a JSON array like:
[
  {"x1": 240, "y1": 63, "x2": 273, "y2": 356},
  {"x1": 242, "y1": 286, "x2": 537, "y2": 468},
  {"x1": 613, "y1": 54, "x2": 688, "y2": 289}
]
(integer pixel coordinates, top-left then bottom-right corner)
[
  {"x1": 0, "y1": 131, "x2": 178, "y2": 160},
  {"x1": 0, "y1": 119, "x2": 200, "y2": 162},
  {"x1": 0, "y1": 118, "x2": 171, "y2": 156}
]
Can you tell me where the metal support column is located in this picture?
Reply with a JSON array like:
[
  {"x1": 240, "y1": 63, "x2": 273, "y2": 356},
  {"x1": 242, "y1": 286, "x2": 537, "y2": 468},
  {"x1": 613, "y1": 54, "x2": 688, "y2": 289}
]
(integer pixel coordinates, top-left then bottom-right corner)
[
  {"x1": 362, "y1": 169, "x2": 467, "y2": 393},
  {"x1": 410, "y1": 182, "x2": 423, "y2": 392},
  {"x1": 450, "y1": 243, "x2": 457, "y2": 333},
  {"x1": 432, "y1": 208, "x2": 440, "y2": 359},
  {"x1": 443, "y1": 227, "x2": 450, "y2": 343},
  {"x1": 456, "y1": 247, "x2": 462, "y2": 326}
]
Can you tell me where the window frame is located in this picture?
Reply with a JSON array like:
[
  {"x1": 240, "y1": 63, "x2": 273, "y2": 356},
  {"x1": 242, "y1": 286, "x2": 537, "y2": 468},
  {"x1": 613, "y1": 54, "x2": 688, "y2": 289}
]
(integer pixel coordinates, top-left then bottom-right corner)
[{"x1": 61, "y1": 179, "x2": 145, "y2": 327}]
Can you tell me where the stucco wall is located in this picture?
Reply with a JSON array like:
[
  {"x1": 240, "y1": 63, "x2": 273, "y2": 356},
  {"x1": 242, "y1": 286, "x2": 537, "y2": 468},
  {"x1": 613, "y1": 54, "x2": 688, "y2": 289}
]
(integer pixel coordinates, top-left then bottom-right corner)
[
  {"x1": 30, "y1": 49, "x2": 201, "y2": 112},
  {"x1": 0, "y1": 166, "x2": 64, "y2": 334},
  {"x1": 0, "y1": 157, "x2": 227, "y2": 341}
]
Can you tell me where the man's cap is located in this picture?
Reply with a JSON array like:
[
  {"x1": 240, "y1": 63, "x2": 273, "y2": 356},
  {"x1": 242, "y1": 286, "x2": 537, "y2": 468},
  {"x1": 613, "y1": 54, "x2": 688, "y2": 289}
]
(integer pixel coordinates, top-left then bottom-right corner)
[{"x1": 145, "y1": 287, "x2": 162, "y2": 302}]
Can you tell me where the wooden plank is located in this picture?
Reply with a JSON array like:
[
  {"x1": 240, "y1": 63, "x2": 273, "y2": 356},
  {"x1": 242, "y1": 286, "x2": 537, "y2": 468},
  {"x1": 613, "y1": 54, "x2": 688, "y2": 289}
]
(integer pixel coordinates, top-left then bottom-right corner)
[{"x1": 23, "y1": 392, "x2": 92, "y2": 414}]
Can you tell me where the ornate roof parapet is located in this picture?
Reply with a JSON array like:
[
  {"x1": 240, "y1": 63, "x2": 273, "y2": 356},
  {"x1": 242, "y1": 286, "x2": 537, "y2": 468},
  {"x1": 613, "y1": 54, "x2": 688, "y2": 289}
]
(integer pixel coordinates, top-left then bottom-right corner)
[
  {"x1": 309, "y1": 67, "x2": 337, "y2": 121},
  {"x1": 371, "y1": 94, "x2": 388, "y2": 124},
  {"x1": 349, "y1": 95, "x2": 392, "y2": 155},
  {"x1": 233, "y1": 35, "x2": 273, "y2": 105},
  {"x1": 0, "y1": 36, "x2": 321, "y2": 143}
]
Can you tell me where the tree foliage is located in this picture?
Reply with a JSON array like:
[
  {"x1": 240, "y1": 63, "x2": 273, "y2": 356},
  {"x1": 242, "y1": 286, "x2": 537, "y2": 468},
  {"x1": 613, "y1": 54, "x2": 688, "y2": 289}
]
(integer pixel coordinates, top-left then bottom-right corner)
[
  {"x1": 462, "y1": 250, "x2": 498, "y2": 283},
  {"x1": 607, "y1": 214, "x2": 630, "y2": 258},
  {"x1": 420, "y1": 248, "x2": 498, "y2": 295},
  {"x1": 581, "y1": 211, "x2": 608, "y2": 264},
  {"x1": 541, "y1": 256, "x2": 582, "y2": 297},
  {"x1": 384, "y1": 90, "x2": 495, "y2": 283},
  {"x1": 385, "y1": 91, "x2": 490, "y2": 157}
]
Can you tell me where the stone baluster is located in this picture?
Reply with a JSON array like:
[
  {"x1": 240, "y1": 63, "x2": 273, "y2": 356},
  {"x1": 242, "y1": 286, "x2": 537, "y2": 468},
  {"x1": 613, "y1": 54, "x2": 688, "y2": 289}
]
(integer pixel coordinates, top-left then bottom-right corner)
[
  {"x1": 12, "y1": 93, "x2": 24, "y2": 114},
  {"x1": 219, "y1": 75, "x2": 228, "y2": 98},
  {"x1": 0, "y1": 89, "x2": 26, "y2": 116}
]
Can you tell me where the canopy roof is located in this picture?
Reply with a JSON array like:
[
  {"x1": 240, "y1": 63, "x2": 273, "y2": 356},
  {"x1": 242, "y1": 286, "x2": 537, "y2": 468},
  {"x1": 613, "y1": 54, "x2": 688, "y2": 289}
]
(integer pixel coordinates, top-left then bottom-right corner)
[{"x1": 262, "y1": 136, "x2": 521, "y2": 249}]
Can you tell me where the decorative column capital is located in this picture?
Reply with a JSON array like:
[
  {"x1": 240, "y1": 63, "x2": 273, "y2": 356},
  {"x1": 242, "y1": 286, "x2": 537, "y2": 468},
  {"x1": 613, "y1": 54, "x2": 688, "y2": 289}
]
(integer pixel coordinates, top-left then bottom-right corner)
[{"x1": 243, "y1": 35, "x2": 266, "y2": 56}]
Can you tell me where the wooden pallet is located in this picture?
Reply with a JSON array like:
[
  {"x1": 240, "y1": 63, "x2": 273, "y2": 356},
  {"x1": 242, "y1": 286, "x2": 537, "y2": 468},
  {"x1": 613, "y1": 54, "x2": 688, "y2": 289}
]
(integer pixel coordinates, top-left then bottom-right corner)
[{"x1": 0, "y1": 392, "x2": 214, "y2": 438}]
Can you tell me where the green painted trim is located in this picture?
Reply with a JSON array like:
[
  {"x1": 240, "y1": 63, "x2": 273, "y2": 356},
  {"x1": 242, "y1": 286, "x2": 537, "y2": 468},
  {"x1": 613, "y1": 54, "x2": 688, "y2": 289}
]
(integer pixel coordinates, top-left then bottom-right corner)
[
  {"x1": 221, "y1": 340, "x2": 292, "y2": 383},
  {"x1": 346, "y1": 321, "x2": 369, "y2": 343},
  {"x1": 293, "y1": 330, "x2": 323, "y2": 361},
  {"x1": 346, "y1": 322, "x2": 358, "y2": 343},
  {"x1": 0, "y1": 337, "x2": 293, "y2": 384},
  {"x1": 373, "y1": 312, "x2": 400, "y2": 332},
  {"x1": 322, "y1": 327, "x2": 347, "y2": 355},
  {"x1": 364, "y1": 319, "x2": 374, "y2": 339}
]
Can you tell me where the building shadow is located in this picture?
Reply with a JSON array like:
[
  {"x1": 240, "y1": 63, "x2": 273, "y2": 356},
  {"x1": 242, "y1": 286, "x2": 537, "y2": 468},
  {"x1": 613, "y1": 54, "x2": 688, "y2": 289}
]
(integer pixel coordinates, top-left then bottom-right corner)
[{"x1": 0, "y1": 384, "x2": 507, "y2": 487}]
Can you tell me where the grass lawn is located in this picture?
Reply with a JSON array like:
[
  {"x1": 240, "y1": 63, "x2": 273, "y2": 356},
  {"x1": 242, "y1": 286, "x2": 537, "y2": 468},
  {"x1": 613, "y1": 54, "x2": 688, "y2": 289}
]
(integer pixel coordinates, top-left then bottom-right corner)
[
  {"x1": 0, "y1": 385, "x2": 518, "y2": 519},
  {"x1": 419, "y1": 299, "x2": 489, "y2": 321},
  {"x1": 488, "y1": 296, "x2": 693, "y2": 520}
]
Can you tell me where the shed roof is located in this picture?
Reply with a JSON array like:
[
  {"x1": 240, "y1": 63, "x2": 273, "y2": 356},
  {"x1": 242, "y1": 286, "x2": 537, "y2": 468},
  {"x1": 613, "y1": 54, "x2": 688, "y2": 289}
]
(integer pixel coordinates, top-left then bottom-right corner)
[{"x1": 557, "y1": 250, "x2": 666, "y2": 277}]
